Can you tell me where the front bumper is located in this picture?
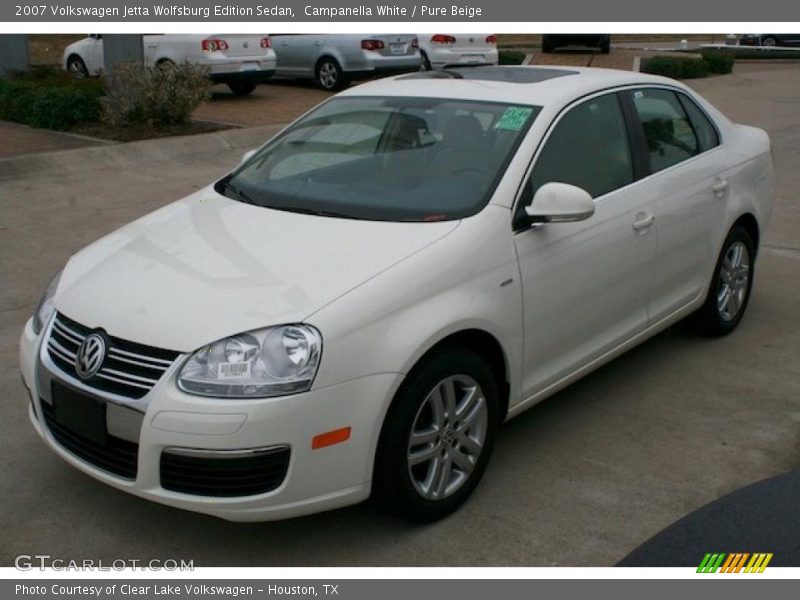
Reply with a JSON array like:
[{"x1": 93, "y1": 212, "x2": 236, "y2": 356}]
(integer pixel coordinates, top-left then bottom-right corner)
[{"x1": 20, "y1": 318, "x2": 401, "y2": 522}]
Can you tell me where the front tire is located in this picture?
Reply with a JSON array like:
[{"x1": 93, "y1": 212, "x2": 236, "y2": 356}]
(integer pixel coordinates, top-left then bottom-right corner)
[
  {"x1": 374, "y1": 346, "x2": 500, "y2": 521},
  {"x1": 695, "y1": 226, "x2": 755, "y2": 336},
  {"x1": 67, "y1": 55, "x2": 88, "y2": 78}
]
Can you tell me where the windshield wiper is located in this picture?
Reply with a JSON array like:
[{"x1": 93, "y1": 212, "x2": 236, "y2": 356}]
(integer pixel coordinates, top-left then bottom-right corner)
[
  {"x1": 216, "y1": 178, "x2": 257, "y2": 206},
  {"x1": 267, "y1": 205, "x2": 357, "y2": 219}
]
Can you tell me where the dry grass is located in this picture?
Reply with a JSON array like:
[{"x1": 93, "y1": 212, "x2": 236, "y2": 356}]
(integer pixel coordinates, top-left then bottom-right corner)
[{"x1": 28, "y1": 34, "x2": 85, "y2": 66}]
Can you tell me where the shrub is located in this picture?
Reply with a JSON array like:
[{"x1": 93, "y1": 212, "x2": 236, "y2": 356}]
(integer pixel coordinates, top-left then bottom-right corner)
[
  {"x1": 102, "y1": 61, "x2": 211, "y2": 127},
  {"x1": 0, "y1": 68, "x2": 104, "y2": 130},
  {"x1": 641, "y1": 56, "x2": 709, "y2": 79},
  {"x1": 700, "y1": 49, "x2": 735, "y2": 74},
  {"x1": 498, "y1": 50, "x2": 526, "y2": 65}
]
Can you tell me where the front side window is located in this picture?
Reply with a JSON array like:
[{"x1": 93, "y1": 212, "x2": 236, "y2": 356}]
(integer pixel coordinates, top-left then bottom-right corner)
[
  {"x1": 525, "y1": 92, "x2": 634, "y2": 202},
  {"x1": 631, "y1": 88, "x2": 699, "y2": 173},
  {"x1": 218, "y1": 96, "x2": 541, "y2": 222}
]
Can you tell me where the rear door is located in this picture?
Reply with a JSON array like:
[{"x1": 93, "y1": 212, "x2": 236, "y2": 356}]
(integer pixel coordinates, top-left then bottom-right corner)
[
  {"x1": 623, "y1": 87, "x2": 729, "y2": 323},
  {"x1": 273, "y1": 34, "x2": 326, "y2": 77}
]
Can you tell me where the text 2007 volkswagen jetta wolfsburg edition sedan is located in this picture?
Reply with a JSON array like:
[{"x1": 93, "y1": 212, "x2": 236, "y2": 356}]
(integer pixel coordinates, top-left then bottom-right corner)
[{"x1": 20, "y1": 67, "x2": 773, "y2": 522}]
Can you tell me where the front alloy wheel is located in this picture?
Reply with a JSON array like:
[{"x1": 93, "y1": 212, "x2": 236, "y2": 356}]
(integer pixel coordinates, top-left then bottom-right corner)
[
  {"x1": 375, "y1": 346, "x2": 499, "y2": 521},
  {"x1": 407, "y1": 375, "x2": 488, "y2": 501}
]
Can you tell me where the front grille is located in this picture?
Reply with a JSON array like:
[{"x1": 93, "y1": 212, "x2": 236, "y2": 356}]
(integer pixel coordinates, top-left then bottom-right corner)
[
  {"x1": 46, "y1": 312, "x2": 180, "y2": 400},
  {"x1": 41, "y1": 400, "x2": 139, "y2": 479},
  {"x1": 160, "y1": 448, "x2": 290, "y2": 497}
]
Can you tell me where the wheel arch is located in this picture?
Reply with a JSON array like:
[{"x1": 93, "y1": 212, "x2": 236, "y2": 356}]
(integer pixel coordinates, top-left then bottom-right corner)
[
  {"x1": 732, "y1": 213, "x2": 760, "y2": 255},
  {"x1": 65, "y1": 53, "x2": 84, "y2": 70},
  {"x1": 396, "y1": 328, "x2": 512, "y2": 423}
]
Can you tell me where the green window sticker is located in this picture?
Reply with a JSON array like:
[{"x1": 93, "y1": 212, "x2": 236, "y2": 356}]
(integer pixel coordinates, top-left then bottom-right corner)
[{"x1": 495, "y1": 106, "x2": 534, "y2": 131}]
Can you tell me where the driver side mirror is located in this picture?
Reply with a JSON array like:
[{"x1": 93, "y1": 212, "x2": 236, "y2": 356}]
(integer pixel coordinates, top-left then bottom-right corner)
[{"x1": 525, "y1": 182, "x2": 595, "y2": 223}]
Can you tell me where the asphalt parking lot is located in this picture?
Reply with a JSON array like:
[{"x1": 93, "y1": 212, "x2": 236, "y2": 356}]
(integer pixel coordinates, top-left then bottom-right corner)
[{"x1": 0, "y1": 63, "x2": 798, "y2": 567}]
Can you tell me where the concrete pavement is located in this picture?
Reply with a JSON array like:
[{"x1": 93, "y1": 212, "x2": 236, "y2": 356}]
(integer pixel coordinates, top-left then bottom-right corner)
[{"x1": 0, "y1": 63, "x2": 798, "y2": 567}]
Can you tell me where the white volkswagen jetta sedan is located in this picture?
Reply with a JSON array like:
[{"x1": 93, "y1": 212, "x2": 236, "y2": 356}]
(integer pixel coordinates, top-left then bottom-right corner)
[{"x1": 20, "y1": 66, "x2": 773, "y2": 522}]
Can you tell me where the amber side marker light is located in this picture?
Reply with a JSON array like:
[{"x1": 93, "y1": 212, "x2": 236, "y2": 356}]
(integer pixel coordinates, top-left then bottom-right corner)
[{"x1": 312, "y1": 427, "x2": 352, "y2": 449}]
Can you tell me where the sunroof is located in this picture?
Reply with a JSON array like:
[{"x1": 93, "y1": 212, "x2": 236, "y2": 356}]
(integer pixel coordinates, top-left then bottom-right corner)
[{"x1": 399, "y1": 66, "x2": 579, "y2": 84}]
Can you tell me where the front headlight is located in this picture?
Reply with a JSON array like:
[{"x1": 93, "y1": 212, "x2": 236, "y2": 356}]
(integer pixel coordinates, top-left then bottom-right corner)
[
  {"x1": 32, "y1": 269, "x2": 63, "y2": 335},
  {"x1": 178, "y1": 324, "x2": 322, "y2": 398}
]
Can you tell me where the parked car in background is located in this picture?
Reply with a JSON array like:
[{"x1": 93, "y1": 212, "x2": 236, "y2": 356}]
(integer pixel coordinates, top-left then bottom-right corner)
[
  {"x1": 63, "y1": 34, "x2": 277, "y2": 95},
  {"x1": 738, "y1": 34, "x2": 800, "y2": 47},
  {"x1": 21, "y1": 66, "x2": 772, "y2": 523},
  {"x1": 417, "y1": 34, "x2": 499, "y2": 70},
  {"x1": 271, "y1": 34, "x2": 420, "y2": 90},
  {"x1": 542, "y1": 34, "x2": 611, "y2": 54}
]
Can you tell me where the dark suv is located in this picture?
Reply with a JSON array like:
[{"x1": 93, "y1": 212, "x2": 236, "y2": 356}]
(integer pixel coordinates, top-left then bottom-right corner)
[{"x1": 542, "y1": 34, "x2": 611, "y2": 54}]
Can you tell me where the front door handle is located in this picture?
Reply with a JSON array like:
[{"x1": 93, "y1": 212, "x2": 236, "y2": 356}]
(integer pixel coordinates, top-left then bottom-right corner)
[{"x1": 712, "y1": 178, "x2": 728, "y2": 196}]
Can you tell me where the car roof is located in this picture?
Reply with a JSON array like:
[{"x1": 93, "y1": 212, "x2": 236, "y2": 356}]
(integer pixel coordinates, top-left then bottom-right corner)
[{"x1": 340, "y1": 66, "x2": 684, "y2": 108}]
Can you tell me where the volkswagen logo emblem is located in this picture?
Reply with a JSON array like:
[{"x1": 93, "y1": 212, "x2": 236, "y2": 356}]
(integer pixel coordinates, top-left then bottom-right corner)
[
  {"x1": 242, "y1": 41, "x2": 249, "y2": 48},
  {"x1": 75, "y1": 333, "x2": 106, "y2": 380}
]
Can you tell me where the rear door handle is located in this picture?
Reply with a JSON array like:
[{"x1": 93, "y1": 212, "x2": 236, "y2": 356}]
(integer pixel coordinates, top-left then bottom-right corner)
[
  {"x1": 632, "y1": 213, "x2": 655, "y2": 232},
  {"x1": 712, "y1": 178, "x2": 728, "y2": 196}
]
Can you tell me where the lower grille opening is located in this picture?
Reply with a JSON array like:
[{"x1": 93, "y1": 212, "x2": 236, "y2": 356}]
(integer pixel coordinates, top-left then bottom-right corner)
[
  {"x1": 160, "y1": 447, "x2": 290, "y2": 497},
  {"x1": 41, "y1": 400, "x2": 139, "y2": 479}
]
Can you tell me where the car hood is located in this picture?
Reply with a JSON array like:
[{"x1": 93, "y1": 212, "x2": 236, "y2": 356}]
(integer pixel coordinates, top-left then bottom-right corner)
[{"x1": 55, "y1": 188, "x2": 459, "y2": 352}]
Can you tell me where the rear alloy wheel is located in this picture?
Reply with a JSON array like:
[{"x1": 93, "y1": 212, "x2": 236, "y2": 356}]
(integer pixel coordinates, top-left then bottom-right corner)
[
  {"x1": 761, "y1": 36, "x2": 778, "y2": 47},
  {"x1": 67, "y1": 56, "x2": 88, "y2": 78},
  {"x1": 315, "y1": 58, "x2": 347, "y2": 91},
  {"x1": 695, "y1": 226, "x2": 755, "y2": 336},
  {"x1": 228, "y1": 81, "x2": 257, "y2": 96},
  {"x1": 375, "y1": 347, "x2": 499, "y2": 521}
]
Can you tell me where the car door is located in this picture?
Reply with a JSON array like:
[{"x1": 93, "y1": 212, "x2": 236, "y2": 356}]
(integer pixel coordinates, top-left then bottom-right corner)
[
  {"x1": 513, "y1": 91, "x2": 656, "y2": 399},
  {"x1": 623, "y1": 87, "x2": 728, "y2": 323},
  {"x1": 273, "y1": 34, "x2": 327, "y2": 77}
]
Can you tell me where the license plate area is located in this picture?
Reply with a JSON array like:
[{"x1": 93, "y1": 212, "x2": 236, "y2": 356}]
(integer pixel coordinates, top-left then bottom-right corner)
[
  {"x1": 51, "y1": 382, "x2": 107, "y2": 446},
  {"x1": 390, "y1": 43, "x2": 406, "y2": 55}
]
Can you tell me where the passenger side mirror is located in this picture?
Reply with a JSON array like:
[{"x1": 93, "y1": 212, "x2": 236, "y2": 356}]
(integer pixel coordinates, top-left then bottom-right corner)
[
  {"x1": 240, "y1": 149, "x2": 257, "y2": 164},
  {"x1": 525, "y1": 182, "x2": 595, "y2": 223}
]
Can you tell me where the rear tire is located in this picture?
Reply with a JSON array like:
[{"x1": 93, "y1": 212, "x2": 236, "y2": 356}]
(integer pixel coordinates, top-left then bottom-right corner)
[
  {"x1": 694, "y1": 226, "x2": 755, "y2": 336},
  {"x1": 374, "y1": 346, "x2": 500, "y2": 522},
  {"x1": 315, "y1": 57, "x2": 348, "y2": 91},
  {"x1": 600, "y1": 38, "x2": 611, "y2": 54},
  {"x1": 228, "y1": 81, "x2": 257, "y2": 96},
  {"x1": 420, "y1": 51, "x2": 433, "y2": 71},
  {"x1": 761, "y1": 35, "x2": 778, "y2": 47},
  {"x1": 542, "y1": 38, "x2": 555, "y2": 53}
]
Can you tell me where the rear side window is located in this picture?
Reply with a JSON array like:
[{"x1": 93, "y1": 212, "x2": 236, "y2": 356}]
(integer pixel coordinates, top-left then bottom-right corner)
[
  {"x1": 631, "y1": 88, "x2": 699, "y2": 173},
  {"x1": 527, "y1": 93, "x2": 634, "y2": 199},
  {"x1": 677, "y1": 93, "x2": 720, "y2": 152}
]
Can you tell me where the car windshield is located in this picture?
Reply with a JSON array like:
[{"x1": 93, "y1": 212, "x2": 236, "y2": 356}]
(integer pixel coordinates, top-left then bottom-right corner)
[{"x1": 217, "y1": 96, "x2": 541, "y2": 221}]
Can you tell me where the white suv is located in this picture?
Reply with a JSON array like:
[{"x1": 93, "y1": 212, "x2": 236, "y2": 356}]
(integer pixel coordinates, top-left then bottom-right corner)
[{"x1": 63, "y1": 34, "x2": 277, "y2": 95}]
